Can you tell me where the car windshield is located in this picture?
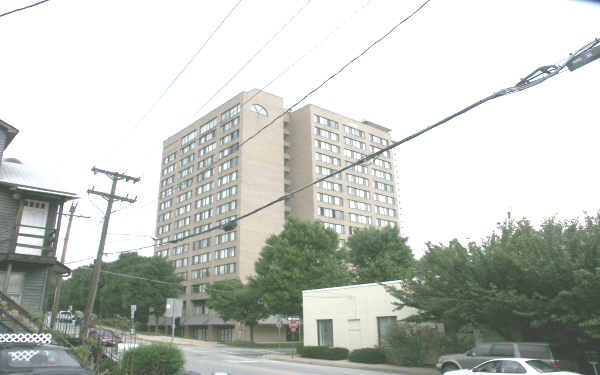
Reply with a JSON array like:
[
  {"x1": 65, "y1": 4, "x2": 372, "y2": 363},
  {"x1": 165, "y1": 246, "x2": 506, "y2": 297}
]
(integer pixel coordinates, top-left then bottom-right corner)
[
  {"x1": 527, "y1": 360, "x2": 559, "y2": 373},
  {"x1": 5, "y1": 347, "x2": 81, "y2": 368}
]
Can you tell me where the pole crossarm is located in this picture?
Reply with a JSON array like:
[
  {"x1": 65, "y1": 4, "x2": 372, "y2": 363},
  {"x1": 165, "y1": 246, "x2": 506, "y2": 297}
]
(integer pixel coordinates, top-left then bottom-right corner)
[
  {"x1": 91, "y1": 167, "x2": 141, "y2": 183},
  {"x1": 87, "y1": 189, "x2": 137, "y2": 203}
]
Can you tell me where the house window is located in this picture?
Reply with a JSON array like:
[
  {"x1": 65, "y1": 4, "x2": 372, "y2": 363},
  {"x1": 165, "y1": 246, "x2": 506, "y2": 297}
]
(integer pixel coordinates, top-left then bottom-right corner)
[
  {"x1": 0, "y1": 272, "x2": 24, "y2": 305},
  {"x1": 377, "y1": 316, "x2": 397, "y2": 347},
  {"x1": 16, "y1": 199, "x2": 49, "y2": 256},
  {"x1": 317, "y1": 319, "x2": 333, "y2": 347}
]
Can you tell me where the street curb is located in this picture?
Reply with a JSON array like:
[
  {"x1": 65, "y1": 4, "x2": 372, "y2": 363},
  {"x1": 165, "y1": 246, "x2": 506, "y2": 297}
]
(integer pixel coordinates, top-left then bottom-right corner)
[{"x1": 264, "y1": 354, "x2": 439, "y2": 375}]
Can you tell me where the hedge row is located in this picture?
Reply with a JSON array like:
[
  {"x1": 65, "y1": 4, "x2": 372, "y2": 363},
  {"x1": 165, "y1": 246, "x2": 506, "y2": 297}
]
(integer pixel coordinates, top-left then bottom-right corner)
[
  {"x1": 298, "y1": 345, "x2": 349, "y2": 360},
  {"x1": 348, "y1": 347, "x2": 387, "y2": 364}
]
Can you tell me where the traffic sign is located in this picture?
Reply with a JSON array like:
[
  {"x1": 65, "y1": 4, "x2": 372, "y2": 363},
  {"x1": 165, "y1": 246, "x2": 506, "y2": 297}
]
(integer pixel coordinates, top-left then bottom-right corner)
[{"x1": 289, "y1": 320, "x2": 298, "y2": 332}]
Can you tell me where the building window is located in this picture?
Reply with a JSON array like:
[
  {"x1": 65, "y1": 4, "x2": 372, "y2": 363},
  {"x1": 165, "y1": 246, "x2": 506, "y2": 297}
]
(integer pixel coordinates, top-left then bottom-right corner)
[
  {"x1": 199, "y1": 130, "x2": 216, "y2": 145},
  {"x1": 192, "y1": 252, "x2": 210, "y2": 264},
  {"x1": 193, "y1": 238, "x2": 210, "y2": 251},
  {"x1": 219, "y1": 143, "x2": 239, "y2": 159},
  {"x1": 317, "y1": 180, "x2": 342, "y2": 192},
  {"x1": 315, "y1": 152, "x2": 341, "y2": 166},
  {"x1": 218, "y1": 171, "x2": 238, "y2": 186},
  {"x1": 316, "y1": 192, "x2": 342, "y2": 206},
  {"x1": 250, "y1": 104, "x2": 268, "y2": 116},
  {"x1": 322, "y1": 222, "x2": 344, "y2": 234},
  {"x1": 317, "y1": 319, "x2": 333, "y2": 347},
  {"x1": 373, "y1": 181, "x2": 394, "y2": 193},
  {"x1": 191, "y1": 284, "x2": 208, "y2": 295},
  {"x1": 376, "y1": 218, "x2": 396, "y2": 228},
  {"x1": 215, "y1": 247, "x2": 236, "y2": 260},
  {"x1": 314, "y1": 114, "x2": 338, "y2": 129},
  {"x1": 198, "y1": 142, "x2": 217, "y2": 157},
  {"x1": 314, "y1": 127, "x2": 339, "y2": 142},
  {"x1": 191, "y1": 268, "x2": 209, "y2": 280},
  {"x1": 377, "y1": 316, "x2": 397, "y2": 346},
  {"x1": 221, "y1": 104, "x2": 240, "y2": 122},
  {"x1": 220, "y1": 130, "x2": 239, "y2": 145},
  {"x1": 344, "y1": 136, "x2": 366, "y2": 149},
  {"x1": 200, "y1": 118, "x2": 218, "y2": 134},
  {"x1": 318, "y1": 207, "x2": 344, "y2": 220},
  {"x1": 215, "y1": 263, "x2": 236, "y2": 276},
  {"x1": 181, "y1": 130, "x2": 197, "y2": 146},
  {"x1": 221, "y1": 117, "x2": 239, "y2": 132},
  {"x1": 344, "y1": 124, "x2": 365, "y2": 138},
  {"x1": 344, "y1": 148, "x2": 367, "y2": 160},
  {"x1": 192, "y1": 299, "x2": 207, "y2": 315},
  {"x1": 349, "y1": 213, "x2": 371, "y2": 225},
  {"x1": 315, "y1": 165, "x2": 341, "y2": 179},
  {"x1": 348, "y1": 200, "x2": 370, "y2": 212},
  {"x1": 198, "y1": 154, "x2": 216, "y2": 169},
  {"x1": 163, "y1": 151, "x2": 177, "y2": 165},
  {"x1": 315, "y1": 139, "x2": 340, "y2": 153},
  {"x1": 216, "y1": 231, "x2": 236, "y2": 245}
]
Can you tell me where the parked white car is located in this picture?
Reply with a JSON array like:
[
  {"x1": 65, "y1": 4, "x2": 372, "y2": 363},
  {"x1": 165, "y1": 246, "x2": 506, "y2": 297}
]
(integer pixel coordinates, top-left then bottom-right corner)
[{"x1": 447, "y1": 358, "x2": 581, "y2": 375}]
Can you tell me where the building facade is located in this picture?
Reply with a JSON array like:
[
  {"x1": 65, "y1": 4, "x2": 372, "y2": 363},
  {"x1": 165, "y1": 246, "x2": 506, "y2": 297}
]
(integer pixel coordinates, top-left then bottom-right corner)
[
  {"x1": 302, "y1": 281, "x2": 415, "y2": 350},
  {"x1": 153, "y1": 90, "x2": 398, "y2": 341}
]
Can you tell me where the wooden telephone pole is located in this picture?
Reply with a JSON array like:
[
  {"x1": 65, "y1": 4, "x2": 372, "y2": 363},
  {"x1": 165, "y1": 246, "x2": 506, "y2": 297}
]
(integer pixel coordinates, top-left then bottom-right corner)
[
  {"x1": 81, "y1": 167, "x2": 140, "y2": 339},
  {"x1": 50, "y1": 203, "x2": 89, "y2": 329}
]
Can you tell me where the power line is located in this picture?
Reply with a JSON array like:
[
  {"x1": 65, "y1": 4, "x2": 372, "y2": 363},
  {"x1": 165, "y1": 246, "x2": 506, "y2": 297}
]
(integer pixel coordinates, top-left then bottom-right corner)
[
  {"x1": 0, "y1": 0, "x2": 50, "y2": 18},
  {"x1": 172, "y1": 37, "x2": 600, "y2": 244},
  {"x1": 241, "y1": 0, "x2": 375, "y2": 108},
  {"x1": 131, "y1": 0, "x2": 244, "y2": 129},
  {"x1": 238, "y1": 0, "x2": 432, "y2": 150},
  {"x1": 78, "y1": 266, "x2": 180, "y2": 286},
  {"x1": 191, "y1": 0, "x2": 313, "y2": 117},
  {"x1": 103, "y1": 0, "x2": 376, "y2": 219}
]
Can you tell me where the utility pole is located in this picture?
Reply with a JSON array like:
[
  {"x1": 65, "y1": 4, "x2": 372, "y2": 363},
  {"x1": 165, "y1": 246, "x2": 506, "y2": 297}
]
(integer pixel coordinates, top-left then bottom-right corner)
[
  {"x1": 50, "y1": 203, "x2": 90, "y2": 329},
  {"x1": 81, "y1": 167, "x2": 140, "y2": 339}
]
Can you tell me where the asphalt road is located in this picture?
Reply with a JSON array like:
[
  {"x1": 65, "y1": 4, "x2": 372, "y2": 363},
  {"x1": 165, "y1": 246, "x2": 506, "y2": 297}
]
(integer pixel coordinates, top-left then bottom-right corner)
[{"x1": 182, "y1": 346, "x2": 402, "y2": 375}]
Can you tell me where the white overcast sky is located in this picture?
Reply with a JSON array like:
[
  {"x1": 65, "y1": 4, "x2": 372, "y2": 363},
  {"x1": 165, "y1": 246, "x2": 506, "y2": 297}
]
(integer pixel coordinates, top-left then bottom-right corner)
[{"x1": 0, "y1": 0, "x2": 598, "y2": 266}]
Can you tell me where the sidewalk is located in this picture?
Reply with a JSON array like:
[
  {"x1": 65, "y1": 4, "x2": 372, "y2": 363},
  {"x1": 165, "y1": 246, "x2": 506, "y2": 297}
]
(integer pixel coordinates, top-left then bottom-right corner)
[
  {"x1": 97, "y1": 325, "x2": 220, "y2": 348},
  {"x1": 264, "y1": 354, "x2": 439, "y2": 375}
]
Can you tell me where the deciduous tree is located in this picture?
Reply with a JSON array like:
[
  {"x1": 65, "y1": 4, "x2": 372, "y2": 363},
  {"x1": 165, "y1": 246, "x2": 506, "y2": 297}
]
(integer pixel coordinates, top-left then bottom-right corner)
[
  {"x1": 345, "y1": 226, "x2": 414, "y2": 284},
  {"x1": 250, "y1": 217, "x2": 351, "y2": 317},
  {"x1": 387, "y1": 214, "x2": 600, "y2": 346},
  {"x1": 206, "y1": 279, "x2": 268, "y2": 342}
]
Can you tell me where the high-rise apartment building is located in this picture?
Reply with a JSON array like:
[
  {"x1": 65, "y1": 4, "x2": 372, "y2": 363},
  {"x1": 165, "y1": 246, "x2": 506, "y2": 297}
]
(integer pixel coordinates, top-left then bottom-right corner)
[{"x1": 153, "y1": 90, "x2": 397, "y2": 341}]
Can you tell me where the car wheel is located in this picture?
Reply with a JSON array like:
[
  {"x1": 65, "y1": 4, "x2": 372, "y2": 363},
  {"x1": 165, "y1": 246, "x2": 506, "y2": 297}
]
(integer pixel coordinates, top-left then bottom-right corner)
[{"x1": 442, "y1": 363, "x2": 459, "y2": 373}]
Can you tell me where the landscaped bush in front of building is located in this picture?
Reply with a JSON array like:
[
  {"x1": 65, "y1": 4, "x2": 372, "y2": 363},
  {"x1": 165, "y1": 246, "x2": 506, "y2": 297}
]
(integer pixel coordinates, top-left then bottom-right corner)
[
  {"x1": 300, "y1": 345, "x2": 349, "y2": 360},
  {"x1": 349, "y1": 347, "x2": 387, "y2": 364}
]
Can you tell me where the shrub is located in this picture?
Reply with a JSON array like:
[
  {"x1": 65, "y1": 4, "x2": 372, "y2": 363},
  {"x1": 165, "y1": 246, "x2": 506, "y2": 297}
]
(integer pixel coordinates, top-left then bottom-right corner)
[
  {"x1": 384, "y1": 323, "x2": 473, "y2": 367},
  {"x1": 121, "y1": 343, "x2": 184, "y2": 375},
  {"x1": 349, "y1": 347, "x2": 387, "y2": 364},
  {"x1": 300, "y1": 346, "x2": 349, "y2": 360}
]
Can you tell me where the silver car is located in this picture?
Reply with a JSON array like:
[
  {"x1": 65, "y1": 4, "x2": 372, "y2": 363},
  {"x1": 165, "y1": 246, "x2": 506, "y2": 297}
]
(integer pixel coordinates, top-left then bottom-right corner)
[{"x1": 436, "y1": 342, "x2": 559, "y2": 373}]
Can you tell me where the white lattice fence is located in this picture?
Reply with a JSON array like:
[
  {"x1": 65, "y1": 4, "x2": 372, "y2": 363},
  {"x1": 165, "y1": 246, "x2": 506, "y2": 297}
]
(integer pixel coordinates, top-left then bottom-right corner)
[{"x1": 0, "y1": 333, "x2": 52, "y2": 344}]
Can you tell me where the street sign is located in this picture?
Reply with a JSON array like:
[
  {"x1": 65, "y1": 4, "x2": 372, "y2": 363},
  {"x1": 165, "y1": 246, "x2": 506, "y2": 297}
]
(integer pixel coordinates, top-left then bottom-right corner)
[
  {"x1": 165, "y1": 298, "x2": 183, "y2": 318},
  {"x1": 289, "y1": 320, "x2": 298, "y2": 332},
  {"x1": 131, "y1": 305, "x2": 136, "y2": 320}
]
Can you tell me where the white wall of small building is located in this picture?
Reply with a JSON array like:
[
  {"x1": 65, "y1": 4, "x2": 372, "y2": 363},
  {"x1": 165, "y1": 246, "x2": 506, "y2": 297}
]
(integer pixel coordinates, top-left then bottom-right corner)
[{"x1": 302, "y1": 280, "x2": 417, "y2": 351}]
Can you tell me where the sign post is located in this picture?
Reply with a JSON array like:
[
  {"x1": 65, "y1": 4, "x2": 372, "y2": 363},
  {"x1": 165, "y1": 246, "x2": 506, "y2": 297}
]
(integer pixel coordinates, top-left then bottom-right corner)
[{"x1": 166, "y1": 298, "x2": 182, "y2": 342}]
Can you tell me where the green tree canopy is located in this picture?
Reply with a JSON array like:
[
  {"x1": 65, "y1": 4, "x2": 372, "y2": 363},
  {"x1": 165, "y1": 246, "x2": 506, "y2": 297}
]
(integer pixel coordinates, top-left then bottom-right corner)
[
  {"x1": 250, "y1": 217, "x2": 351, "y2": 317},
  {"x1": 59, "y1": 253, "x2": 183, "y2": 326},
  {"x1": 345, "y1": 226, "x2": 414, "y2": 284},
  {"x1": 387, "y1": 214, "x2": 600, "y2": 346},
  {"x1": 206, "y1": 279, "x2": 268, "y2": 342}
]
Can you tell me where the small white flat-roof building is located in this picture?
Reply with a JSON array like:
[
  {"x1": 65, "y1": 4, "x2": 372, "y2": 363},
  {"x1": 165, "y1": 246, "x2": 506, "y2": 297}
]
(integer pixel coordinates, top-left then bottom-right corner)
[{"x1": 302, "y1": 280, "x2": 417, "y2": 350}]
